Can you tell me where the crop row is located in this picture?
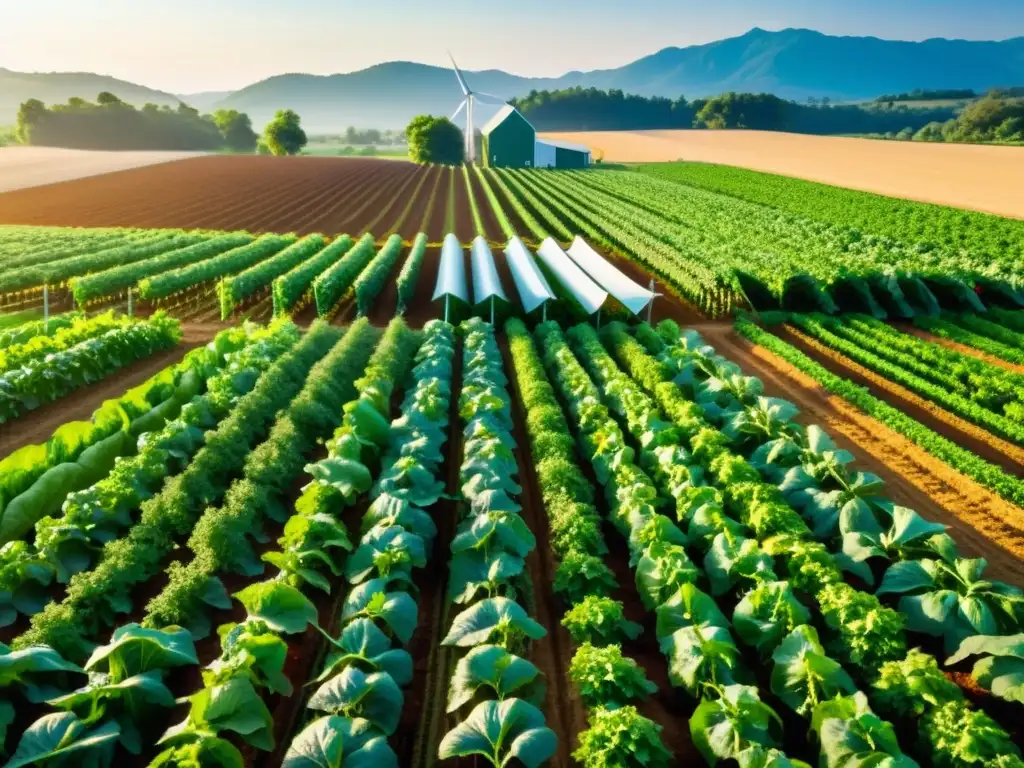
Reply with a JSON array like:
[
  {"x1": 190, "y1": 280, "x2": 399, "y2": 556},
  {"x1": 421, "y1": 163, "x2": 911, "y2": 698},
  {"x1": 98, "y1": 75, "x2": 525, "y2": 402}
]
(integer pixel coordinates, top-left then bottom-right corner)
[
  {"x1": 436, "y1": 317, "x2": 556, "y2": 767},
  {"x1": 12, "y1": 321, "x2": 340, "y2": 659},
  {"x1": 0, "y1": 324, "x2": 297, "y2": 624},
  {"x1": 628, "y1": 319, "x2": 1023, "y2": 764},
  {"x1": 0, "y1": 231, "x2": 208, "y2": 295},
  {"x1": 0, "y1": 311, "x2": 183, "y2": 426},
  {"x1": 638, "y1": 162, "x2": 1024, "y2": 270},
  {"x1": 504, "y1": 168, "x2": 739, "y2": 318},
  {"x1": 1, "y1": 319, "x2": 389, "y2": 765},
  {"x1": 280, "y1": 317, "x2": 449, "y2": 762},
  {"x1": 70, "y1": 233, "x2": 254, "y2": 306},
  {"x1": 789, "y1": 313, "x2": 1024, "y2": 445},
  {"x1": 506, "y1": 317, "x2": 672, "y2": 766}
]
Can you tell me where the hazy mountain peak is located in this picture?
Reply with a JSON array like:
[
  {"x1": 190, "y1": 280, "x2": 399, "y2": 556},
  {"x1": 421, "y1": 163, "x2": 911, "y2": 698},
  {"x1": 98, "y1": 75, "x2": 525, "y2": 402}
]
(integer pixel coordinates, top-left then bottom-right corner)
[{"x1": 3, "y1": 28, "x2": 1022, "y2": 130}]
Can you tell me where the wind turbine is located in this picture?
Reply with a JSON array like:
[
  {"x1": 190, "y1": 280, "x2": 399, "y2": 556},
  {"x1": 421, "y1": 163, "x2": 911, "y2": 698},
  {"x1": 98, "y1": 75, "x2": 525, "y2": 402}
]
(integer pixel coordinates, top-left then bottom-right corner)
[{"x1": 449, "y1": 53, "x2": 507, "y2": 163}]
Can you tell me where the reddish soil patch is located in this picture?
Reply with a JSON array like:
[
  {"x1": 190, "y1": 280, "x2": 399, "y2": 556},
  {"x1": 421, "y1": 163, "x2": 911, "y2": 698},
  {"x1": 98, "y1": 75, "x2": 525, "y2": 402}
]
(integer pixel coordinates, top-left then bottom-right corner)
[
  {"x1": 467, "y1": 170, "x2": 505, "y2": 244},
  {"x1": 451, "y1": 169, "x2": 476, "y2": 243},
  {"x1": 0, "y1": 156, "x2": 456, "y2": 242},
  {"x1": 700, "y1": 324, "x2": 1024, "y2": 586}
]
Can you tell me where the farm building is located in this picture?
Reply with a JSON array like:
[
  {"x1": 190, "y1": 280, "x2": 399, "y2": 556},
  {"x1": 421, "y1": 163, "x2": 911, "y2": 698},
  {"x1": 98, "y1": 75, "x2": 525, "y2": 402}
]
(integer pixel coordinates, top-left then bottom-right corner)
[{"x1": 481, "y1": 105, "x2": 591, "y2": 169}]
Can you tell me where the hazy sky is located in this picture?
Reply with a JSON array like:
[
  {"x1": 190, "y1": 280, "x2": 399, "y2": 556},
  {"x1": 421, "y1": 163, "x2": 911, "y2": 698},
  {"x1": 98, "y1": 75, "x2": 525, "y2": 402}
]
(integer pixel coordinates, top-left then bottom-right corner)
[{"x1": 2, "y1": 0, "x2": 1021, "y2": 93}]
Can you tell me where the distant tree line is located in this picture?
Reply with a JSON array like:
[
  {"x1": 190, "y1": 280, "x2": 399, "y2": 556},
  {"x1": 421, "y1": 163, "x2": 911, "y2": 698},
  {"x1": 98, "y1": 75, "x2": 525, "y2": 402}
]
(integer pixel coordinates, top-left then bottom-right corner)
[
  {"x1": 511, "y1": 87, "x2": 957, "y2": 136},
  {"x1": 873, "y1": 88, "x2": 977, "y2": 103},
  {"x1": 14, "y1": 95, "x2": 310, "y2": 154}
]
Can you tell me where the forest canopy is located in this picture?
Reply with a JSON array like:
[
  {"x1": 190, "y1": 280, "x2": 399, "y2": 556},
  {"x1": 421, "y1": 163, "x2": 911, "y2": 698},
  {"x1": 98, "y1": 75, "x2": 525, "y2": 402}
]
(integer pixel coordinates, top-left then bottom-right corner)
[
  {"x1": 15, "y1": 93, "x2": 260, "y2": 151},
  {"x1": 510, "y1": 87, "x2": 958, "y2": 135}
]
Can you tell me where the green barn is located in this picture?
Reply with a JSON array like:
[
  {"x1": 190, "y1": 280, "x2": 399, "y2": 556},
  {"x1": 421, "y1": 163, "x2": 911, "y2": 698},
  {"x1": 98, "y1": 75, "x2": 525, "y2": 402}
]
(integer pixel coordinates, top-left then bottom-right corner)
[
  {"x1": 481, "y1": 105, "x2": 591, "y2": 169},
  {"x1": 482, "y1": 105, "x2": 536, "y2": 168}
]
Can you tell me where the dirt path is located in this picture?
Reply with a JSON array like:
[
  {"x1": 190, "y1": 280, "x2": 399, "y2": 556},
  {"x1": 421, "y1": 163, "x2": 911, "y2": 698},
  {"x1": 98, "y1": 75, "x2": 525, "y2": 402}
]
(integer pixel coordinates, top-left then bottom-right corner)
[{"x1": 700, "y1": 324, "x2": 1024, "y2": 585}]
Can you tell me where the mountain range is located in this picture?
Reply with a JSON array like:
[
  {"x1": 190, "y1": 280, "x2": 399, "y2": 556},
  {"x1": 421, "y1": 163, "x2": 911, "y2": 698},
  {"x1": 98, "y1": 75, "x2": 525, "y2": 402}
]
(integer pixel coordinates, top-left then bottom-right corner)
[{"x1": 3, "y1": 28, "x2": 1023, "y2": 131}]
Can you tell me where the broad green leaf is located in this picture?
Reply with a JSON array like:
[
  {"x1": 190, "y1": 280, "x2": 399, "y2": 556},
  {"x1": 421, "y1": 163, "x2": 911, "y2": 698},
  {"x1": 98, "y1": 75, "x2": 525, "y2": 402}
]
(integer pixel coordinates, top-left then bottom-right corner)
[
  {"x1": 447, "y1": 644, "x2": 540, "y2": 712},
  {"x1": 308, "y1": 667, "x2": 404, "y2": 735},
  {"x1": 664, "y1": 623, "x2": 746, "y2": 695},
  {"x1": 689, "y1": 684, "x2": 782, "y2": 764},
  {"x1": 733, "y1": 581, "x2": 811, "y2": 656},
  {"x1": 307, "y1": 458, "x2": 373, "y2": 503},
  {"x1": 162, "y1": 676, "x2": 274, "y2": 751},
  {"x1": 770, "y1": 625, "x2": 856, "y2": 715},
  {"x1": 655, "y1": 583, "x2": 729, "y2": 641},
  {"x1": 283, "y1": 715, "x2": 400, "y2": 768},
  {"x1": 234, "y1": 580, "x2": 317, "y2": 634},
  {"x1": 5, "y1": 712, "x2": 120, "y2": 768},
  {"x1": 85, "y1": 623, "x2": 198, "y2": 679},
  {"x1": 438, "y1": 698, "x2": 556, "y2": 768},
  {"x1": 0, "y1": 644, "x2": 85, "y2": 703},
  {"x1": 317, "y1": 618, "x2": 414, "y2": 686},
  {"x1": 442, "y1": 597, "x2": 546, "y2": 649},
  {"x1": 342, "y1": 580, "x2": 418, "y2": 644}
]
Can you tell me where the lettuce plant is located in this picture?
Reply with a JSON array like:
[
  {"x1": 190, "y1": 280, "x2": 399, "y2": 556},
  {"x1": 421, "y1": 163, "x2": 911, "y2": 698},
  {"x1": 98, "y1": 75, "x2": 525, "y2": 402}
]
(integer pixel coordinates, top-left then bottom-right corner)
[
  {"x1": 572, "y1": 705, "x2": 673, "y2": 768},
  {"x1": 568, "y1": 643, "x2": 657, "y2": 708},
  {"x1": 561, "y1": 595, "x2": 642, "y2": 646}
]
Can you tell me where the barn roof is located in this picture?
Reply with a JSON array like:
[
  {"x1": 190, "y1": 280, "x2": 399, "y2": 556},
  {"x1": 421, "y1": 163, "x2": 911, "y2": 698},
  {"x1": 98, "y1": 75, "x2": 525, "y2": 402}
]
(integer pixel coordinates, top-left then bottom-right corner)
[
  {"x1": 536, "y1": 138, "x2": 592, "y2": 154},
  {"x1": 481, "y1": 104, "x2": 529, "y2": 135}
]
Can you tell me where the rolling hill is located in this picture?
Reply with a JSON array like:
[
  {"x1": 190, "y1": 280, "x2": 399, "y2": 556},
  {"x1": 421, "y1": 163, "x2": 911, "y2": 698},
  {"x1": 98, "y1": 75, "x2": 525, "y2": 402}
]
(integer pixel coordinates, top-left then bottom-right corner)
[
  {"x1": 3, "y1": 28, "x2": 1023, "y2": 130},
  {"x1": 0, "y1": 67, "x2": 181, "y2": 123}
]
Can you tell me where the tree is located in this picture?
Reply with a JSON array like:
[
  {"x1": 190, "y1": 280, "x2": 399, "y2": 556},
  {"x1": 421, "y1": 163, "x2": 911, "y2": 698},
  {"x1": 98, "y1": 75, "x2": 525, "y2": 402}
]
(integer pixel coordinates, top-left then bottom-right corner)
[
  {"x1": 213, "y1": 109, "x2": 259, "y2": 152},
  {"x1": 262, "y1": 109, "x2": 308, "y2": 156},
  {"x1": 96, "y1": 91, "x2": 123, "y2": 107},
  {"x1": 15, "y1": 98, "x2": 47, "y2": 143},
  {"x1": 406, "y1": 115, "x2": 463, "y2": 165}
]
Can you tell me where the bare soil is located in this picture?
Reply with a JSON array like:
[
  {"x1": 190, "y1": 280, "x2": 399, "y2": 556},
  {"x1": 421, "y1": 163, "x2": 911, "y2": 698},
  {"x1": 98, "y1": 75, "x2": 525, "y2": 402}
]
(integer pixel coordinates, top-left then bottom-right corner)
[
  {"x1": 700, "y1": 324, "x2": 1024, "y2": 586},
  {"x1": 540, "y1": 129, "x2": 1024, "y2": 220},
  {"x1": 0, "y1": 156, "x2": 455, "y2": 241},
  {"x1": 0, "y1": 146, "x2": 208, "y2": 194}
]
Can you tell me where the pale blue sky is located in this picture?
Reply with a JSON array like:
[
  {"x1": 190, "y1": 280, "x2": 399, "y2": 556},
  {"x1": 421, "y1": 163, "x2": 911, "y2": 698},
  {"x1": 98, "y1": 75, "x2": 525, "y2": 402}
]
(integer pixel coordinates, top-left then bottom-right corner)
[{"x1": 2, "y1": 0, "x2": 1021, "y2": 93}]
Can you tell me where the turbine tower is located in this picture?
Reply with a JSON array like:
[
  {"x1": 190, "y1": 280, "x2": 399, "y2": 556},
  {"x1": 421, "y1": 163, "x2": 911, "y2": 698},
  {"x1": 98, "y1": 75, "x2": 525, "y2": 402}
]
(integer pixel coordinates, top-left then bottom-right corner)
[{"x1": 449, "y1": 53, "x2": 506, "y2": 164}]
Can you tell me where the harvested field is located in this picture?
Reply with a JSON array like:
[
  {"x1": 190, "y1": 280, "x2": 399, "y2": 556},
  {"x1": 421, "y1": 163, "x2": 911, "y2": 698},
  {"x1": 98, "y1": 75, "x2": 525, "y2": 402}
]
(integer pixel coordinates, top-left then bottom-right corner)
[
  {"x1": 0, "y1": 146, "x2": 207, "y2": 193},
  {"x1": 540, "y1": 129, "x2": 1024, "y2": 219},
  {"x1": 0, "y1": 155, "x2": 462, "y2": 241},
  {"x1": 701, "y1": 324, "x2": 1024, "y2": 585}
]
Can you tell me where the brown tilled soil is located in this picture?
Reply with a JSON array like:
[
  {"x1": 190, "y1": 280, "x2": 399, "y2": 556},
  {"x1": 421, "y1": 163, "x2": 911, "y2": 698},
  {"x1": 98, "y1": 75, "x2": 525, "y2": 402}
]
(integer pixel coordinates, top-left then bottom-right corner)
[
  {"x1": 900, "y1": 324, "x2": 1024, "y2": 374},
  {"x1": 779, "y1": 324, "x2": 1024, "y2": 476},
  {"x1": 0, "y1": 156, "x2": 452, "y2": 240},
  {"x1": 540, "y1": 129, "x2": 1024, "y2": 220},
  {"x1": 699, "y1": 324, "x2": 1024, "y2": 586},
  {"x1": 451, "y1": 169, "x2": 477, "y2": 243}
]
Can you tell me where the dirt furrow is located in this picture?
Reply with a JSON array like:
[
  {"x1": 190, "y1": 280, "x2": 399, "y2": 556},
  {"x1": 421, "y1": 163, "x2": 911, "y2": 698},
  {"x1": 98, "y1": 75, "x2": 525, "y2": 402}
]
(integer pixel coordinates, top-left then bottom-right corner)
[{"x1": 700, "y1": 325, "x2": 1024, "y2": 585}]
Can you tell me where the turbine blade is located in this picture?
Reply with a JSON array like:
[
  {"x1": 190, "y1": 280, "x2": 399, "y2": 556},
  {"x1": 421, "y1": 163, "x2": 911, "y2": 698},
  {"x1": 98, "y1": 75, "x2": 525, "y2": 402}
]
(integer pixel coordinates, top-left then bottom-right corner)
[
  {"x1": 448, "y1": 52, "x2": 471, "y2": 95},
  {"x1": 451, "y1": 99, "x2": 468, "y2": 121},
  {"x1": 474, "y1": 92, "x2": 508, "y2": 105}
]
